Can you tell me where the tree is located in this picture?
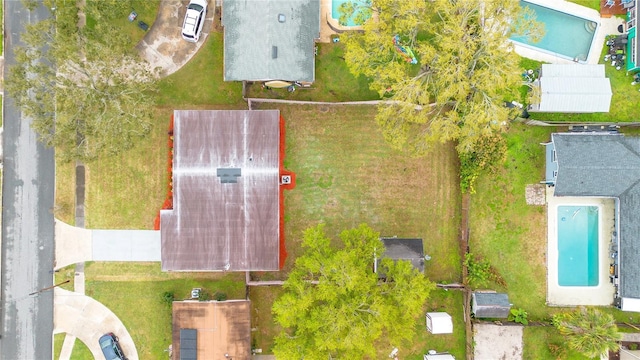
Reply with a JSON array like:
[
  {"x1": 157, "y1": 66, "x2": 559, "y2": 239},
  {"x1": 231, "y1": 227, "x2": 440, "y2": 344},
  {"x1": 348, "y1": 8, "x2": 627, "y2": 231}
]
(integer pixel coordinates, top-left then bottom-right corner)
[
  {"x1": 341, "y1": 0, "x2": 542, "y2": 156},
  {"x1": 5, "y1": 0, "x2": 158, "y2": 162},
  {"x1": 552, "y1": 307, "x2": 621, "y2": 358},
  {"x1": 272, "y1": 224, "x2": 434, "y2": 359}
]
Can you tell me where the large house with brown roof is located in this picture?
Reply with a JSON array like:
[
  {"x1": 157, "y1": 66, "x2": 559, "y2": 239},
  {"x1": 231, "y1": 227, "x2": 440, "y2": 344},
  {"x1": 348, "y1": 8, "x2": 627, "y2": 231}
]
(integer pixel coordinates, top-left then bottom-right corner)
[{"x1": 160, "y1": 110, "x2": 292, "y2": 272}]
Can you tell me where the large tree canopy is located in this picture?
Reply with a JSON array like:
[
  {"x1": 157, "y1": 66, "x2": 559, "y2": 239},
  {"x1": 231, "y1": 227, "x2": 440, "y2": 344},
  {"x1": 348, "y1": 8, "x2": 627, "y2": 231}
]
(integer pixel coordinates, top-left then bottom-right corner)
[
  {"x1": 6, "y1": 0, "x2": 158, "y2": 162},
  {"x1": 342, "y1": 0, "x2": 542, "y2": 155},
  {"x1": 272, "y1": 224, "x2": 434, "y2": 359}
]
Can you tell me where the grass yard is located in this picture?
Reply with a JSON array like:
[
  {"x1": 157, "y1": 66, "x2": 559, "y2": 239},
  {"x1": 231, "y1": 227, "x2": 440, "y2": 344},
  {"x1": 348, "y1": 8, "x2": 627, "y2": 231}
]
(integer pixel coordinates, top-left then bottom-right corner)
[
  {"x1": 405, "y1": 290, "x2": 467, "y2": 360},
  {"x1": 157, "y1": 31, "x2": 244, "y2": 107},
  {"x1": 248, "y1": 286, "x2": 284, "y2": 354},
  {"x1": 568, "y1": 0, "x2": 601, "y2": 11},
  {"x1": 52, "y1": 333, "x2": 93, "y2": 360},
  {"x1": 83, "y1": 263, "x2": 246, "y2": 359},
  {"x1": 248, "y1": 104, "x2": 462, "y2": 355},
  {"x1": 265, "y1": 104, "x2": 461, "y2": 281},
  {"x1": 82, "y1": 107, "x2": 169, "y2": 229},
  {"x1": 84, "y1": 0, "x2": 159, "y2": 49},
  {"x1": 470, "y1": 123, "x2": 556, "y2": 319}
]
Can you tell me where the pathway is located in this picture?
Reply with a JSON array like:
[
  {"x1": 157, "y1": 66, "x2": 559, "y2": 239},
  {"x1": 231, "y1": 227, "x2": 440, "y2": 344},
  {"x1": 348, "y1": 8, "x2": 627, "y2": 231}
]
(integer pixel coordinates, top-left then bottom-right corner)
[{"x1": 53, "y1": 288, "x2": 139, "y2": 360}]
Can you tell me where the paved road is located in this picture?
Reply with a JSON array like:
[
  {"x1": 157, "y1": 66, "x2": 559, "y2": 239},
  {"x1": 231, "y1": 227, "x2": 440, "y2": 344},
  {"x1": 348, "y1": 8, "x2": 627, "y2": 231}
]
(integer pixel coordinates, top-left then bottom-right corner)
[{"x1": 1, "y1": 1, "x2": 55, "y2": 359}]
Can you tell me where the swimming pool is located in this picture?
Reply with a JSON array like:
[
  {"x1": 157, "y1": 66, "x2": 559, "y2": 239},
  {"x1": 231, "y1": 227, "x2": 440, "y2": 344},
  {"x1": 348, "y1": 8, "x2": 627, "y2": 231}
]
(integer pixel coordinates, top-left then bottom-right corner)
[
  {"x1": 557, "y1": 206, "x2": 599, "y2": 286},
  {"x1": 331, "y1": 0, "x2": 369, "y2": 27},
  {"x1": 510, "y1": 1, "x2": 598, "y2": 63}
]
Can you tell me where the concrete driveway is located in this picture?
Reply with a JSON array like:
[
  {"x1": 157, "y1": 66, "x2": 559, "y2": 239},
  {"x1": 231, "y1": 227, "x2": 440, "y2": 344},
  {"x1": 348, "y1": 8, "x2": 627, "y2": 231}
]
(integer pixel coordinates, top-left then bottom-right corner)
[
  {"x1": 136, "y1": 0, "x2": 216, "y2": 77},
  {"x1": 54, "y1": 288, "x2": 139, "y2": 360}
]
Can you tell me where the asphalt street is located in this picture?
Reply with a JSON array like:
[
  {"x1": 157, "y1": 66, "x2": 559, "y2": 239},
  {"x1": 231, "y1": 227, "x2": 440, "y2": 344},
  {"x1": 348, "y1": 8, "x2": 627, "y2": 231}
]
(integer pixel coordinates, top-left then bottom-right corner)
[{"x1": 1, "y1": 1, "x2": 56, "y2": 359}]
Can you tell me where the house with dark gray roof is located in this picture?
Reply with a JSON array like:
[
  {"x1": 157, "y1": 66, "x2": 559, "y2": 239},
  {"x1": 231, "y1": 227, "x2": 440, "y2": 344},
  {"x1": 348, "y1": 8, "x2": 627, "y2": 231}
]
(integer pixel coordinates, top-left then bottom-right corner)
[
  {"x1": 374, "y1": 238, "x2": 425, "y2": 278},
  {"x1": 545, "y1": 132, "x2": 640, "y2": 311},
  {"x1": 222, "y1": 0, "x2": 320, "y2": 82}
]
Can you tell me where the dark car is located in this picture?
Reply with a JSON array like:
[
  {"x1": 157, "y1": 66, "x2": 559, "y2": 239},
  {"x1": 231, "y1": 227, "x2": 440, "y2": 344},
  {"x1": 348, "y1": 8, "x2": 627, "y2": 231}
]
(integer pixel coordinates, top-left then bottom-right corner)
[{"x1": 99, "y1": 333, "x2": 127, "y2": 360}]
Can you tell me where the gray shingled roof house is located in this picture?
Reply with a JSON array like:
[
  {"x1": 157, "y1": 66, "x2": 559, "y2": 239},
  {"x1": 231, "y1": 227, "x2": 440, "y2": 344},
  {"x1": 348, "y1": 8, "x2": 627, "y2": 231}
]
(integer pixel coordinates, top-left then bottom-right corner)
[
  {"x1": 530, "y1": 64, "x2": 612, "y2": 113},
  {"x1": 161, "y1": 110, "x2": 282, "y2": 272},
  {"x1": 374, "y1": 238, "x2": 425, "y2": 278},
  {"x1": 222, "y1": 0, "x2": 320, "y2": 82},
  {"x1": 545, "y1": 133, "x2": 640, "y2": 310}
]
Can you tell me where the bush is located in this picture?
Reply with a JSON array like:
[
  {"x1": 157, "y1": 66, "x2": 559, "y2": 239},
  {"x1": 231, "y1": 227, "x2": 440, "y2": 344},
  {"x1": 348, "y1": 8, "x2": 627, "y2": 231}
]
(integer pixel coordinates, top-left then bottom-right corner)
[
  {"x1": 459, "y1": 133, "x2": 507, "y2": 194},
  {"x1": 161, "y1": 291, "x2": 174, "y2": 307},
  {"x1": 214, "y1": 292, "x2": 228, "y2": 301},
  {"x1": 508, "y1": 308, "x2": 528, "y2": 325},
  {"x1": 464, "y1": 253, "x2": 506, "y2": 288},
  {"x1": 198, "y1": 289, "x2": 210, "y2": 301}
]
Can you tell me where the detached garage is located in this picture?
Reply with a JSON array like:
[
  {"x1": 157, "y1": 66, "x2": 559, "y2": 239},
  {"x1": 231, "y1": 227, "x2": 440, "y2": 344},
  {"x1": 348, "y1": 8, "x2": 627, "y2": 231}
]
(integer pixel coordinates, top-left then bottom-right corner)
[{"x1": 529, "y1": 64, "x2": 612, "y2": 113}]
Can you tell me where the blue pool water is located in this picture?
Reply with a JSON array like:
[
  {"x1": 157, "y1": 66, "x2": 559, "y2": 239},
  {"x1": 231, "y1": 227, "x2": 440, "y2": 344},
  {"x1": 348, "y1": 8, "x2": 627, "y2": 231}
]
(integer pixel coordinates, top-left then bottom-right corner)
[
  {"x1": 557, "y1": 206, "x2": 599, "y2": 286},
  {"x1": 331, "y1": 0, "x2": 369, "y2": 27},
  {"x1": 510, "y1": 1, "x2": 598, "y2": 62}
]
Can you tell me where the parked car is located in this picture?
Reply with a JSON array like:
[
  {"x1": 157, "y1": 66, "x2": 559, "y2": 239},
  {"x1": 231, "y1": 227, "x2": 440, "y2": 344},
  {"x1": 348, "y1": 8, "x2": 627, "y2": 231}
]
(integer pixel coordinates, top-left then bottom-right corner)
[
  {"x1": 182, "y1": 0, "x2": 208, "y2": 42},
  {"x1": 99, "y1": 333, "x2": 127, "y2": 360}
]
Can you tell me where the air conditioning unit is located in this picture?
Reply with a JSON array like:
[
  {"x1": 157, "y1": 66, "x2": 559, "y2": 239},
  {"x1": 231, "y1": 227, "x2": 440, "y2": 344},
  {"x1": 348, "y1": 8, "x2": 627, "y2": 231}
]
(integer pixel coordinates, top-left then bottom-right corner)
[{"x1": 281, "y1": 175, "x2": 291, "y2": 184}]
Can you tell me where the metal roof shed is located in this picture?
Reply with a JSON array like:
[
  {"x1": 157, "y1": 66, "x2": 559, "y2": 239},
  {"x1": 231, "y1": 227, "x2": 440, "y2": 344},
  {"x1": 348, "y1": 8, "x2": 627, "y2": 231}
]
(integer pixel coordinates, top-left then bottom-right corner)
[
  {"x1": 530, "y1": 64, "x2": 612, "y2": 113},
  {"x1": 471, "y1": 292, "x2": 511, "y2": 318},
  {"x1": 426, "y1": 312, "x2": 453, "y2": 334},
  {"x1": 375, "y1": 238, "x2": 425, "y2": 278}
]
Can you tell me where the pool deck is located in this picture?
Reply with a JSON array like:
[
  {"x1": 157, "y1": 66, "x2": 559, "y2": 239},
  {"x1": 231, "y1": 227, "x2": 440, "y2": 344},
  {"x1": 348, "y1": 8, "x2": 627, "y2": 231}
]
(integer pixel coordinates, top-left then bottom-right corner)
[
  {"x1": 546, "y1": 186, "x2": 616, "y2": 306},
  {"x1": 513, "y1": 0, "x2": 625, "y2": 65}
]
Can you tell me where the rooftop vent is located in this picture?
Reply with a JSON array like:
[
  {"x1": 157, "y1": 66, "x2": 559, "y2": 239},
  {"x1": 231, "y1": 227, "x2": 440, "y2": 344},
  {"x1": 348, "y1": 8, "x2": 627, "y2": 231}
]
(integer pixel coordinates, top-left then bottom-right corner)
[
  {"x1": 217, "y1": 168, "x2": 241, "y2": 184},
  {"x1": 272, "y1": 46, "x2": 278, "y2": 59},
  {"x1": 278, "y1": 13, "x2": 285, "y2": 23}
]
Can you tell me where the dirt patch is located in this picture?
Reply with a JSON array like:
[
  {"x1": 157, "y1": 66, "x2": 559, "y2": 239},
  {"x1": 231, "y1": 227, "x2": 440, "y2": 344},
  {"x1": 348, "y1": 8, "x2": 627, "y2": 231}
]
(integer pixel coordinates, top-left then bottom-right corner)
[
  {"x1": 525, "y1": 184, "x2": 546, "y2": 206},
  {"x1": 474, "y1": 323, "x2": 523, "y2": 360}
]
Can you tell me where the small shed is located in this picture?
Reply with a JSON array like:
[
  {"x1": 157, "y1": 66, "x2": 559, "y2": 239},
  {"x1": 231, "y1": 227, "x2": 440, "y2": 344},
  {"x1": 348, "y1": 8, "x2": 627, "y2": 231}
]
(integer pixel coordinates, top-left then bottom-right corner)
[
  {"x1": 471, "y1": 292, "x2": 512, "y2": 319},
  {"x1": 426, "y1": 312, "x2": 453, "y2": 334},
  {"x1": 374, "y1": 238, "x2": 425, "y2": 279},
  {"x1": 424, "y1": 354, "x2": 455, "y2": 360},
  {"x1": 529, "y1": 64, "x2": 612, "y2": 113}
]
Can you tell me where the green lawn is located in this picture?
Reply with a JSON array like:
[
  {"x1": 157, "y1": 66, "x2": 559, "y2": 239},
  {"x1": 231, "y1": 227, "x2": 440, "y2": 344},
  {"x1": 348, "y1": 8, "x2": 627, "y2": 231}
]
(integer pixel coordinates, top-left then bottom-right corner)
[
  {"x1": 84, "y1": 0, "x2": 159, "y2": 48},
  {"x1": 470, "y1": 123, "x2": 554, "y2": 318},
  {"x1": 405, "y1": 290, "x2": 467, "y2": 360},
  {"x1": 52, "y1": 333, "x2": 94, "y2": 360},
  {"x1": 157, "y1": 32, "x2": 244, "y2": 107},
  {"x1": 248, "y1": 104, "x2": 462, "y2": 356},
  {"x1": 83, "y1": 263, "x2": 246, "y2": 359}
]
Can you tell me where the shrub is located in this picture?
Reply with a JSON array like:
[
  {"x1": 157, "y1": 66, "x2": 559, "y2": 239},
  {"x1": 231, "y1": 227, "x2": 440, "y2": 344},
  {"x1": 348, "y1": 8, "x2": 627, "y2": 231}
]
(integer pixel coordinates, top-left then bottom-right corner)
[
  {"x1": 214, "y1": 292, "x2": 228, "y2": 301},
  {"x1": 161, "y1": 291, "x2": 174, "y2": 307},
  {"x1": 508, "y1": 308, "x2": 528, "y2": 325}
]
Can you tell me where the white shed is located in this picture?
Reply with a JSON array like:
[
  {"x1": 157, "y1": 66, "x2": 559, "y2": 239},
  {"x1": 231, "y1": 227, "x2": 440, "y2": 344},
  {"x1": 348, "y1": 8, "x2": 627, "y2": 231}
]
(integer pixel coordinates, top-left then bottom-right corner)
[
  {"x1": 424, "y1": 354, "x2": 455, "y2": 360},
  {"x1": 529, "y1": 64, "x2": 612, "y2": 113},
  {"x1": 426, "y1": 312, "x2": 453, "y2": 334}
]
